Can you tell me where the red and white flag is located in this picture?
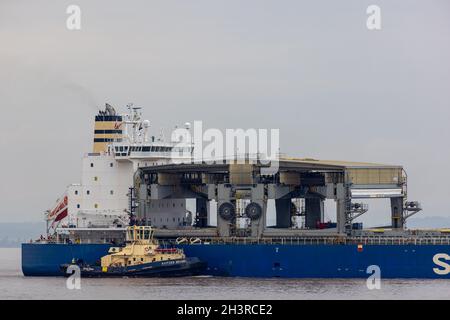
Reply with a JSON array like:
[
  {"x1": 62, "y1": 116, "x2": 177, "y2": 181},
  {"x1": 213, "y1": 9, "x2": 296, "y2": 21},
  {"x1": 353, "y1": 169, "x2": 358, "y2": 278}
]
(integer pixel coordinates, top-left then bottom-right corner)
[{"x1": 48, "y1": 195, "x2": 68, "y2": 227}]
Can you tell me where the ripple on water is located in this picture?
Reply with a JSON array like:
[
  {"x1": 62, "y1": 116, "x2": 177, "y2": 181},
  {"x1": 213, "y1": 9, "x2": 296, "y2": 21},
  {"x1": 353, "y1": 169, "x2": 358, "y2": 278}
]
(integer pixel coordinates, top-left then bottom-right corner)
[{"x1": 1, "y1": 248, "x2": 449, "y2": 300}]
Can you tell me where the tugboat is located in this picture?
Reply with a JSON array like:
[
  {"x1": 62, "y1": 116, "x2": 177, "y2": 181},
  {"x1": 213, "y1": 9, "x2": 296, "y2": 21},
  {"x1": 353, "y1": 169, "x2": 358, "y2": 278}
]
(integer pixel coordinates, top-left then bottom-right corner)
[{"x1": 61, "y1": 226, "x2": 206, "y2": 277}]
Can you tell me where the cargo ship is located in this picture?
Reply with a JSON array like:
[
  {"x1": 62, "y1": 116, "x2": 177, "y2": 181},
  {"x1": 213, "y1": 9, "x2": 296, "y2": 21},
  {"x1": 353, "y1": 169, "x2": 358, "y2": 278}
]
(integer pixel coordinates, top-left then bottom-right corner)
[{"x1": 22, "y1": 104, "x2": 450, "y2": 278}]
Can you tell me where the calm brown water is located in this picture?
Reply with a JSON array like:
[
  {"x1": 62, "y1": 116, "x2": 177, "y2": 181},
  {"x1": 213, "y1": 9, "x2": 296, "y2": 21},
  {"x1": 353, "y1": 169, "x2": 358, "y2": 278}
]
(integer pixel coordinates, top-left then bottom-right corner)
[{"x1": 1, "y1": 248, "x2": 449, "y2": 300}]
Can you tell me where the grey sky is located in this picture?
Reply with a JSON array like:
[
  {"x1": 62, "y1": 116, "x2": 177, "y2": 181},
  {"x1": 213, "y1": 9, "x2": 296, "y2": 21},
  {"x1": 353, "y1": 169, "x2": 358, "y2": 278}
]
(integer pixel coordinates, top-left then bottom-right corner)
[{"x1": 1, "y1": 1, "x2": 449, "y2": 227}]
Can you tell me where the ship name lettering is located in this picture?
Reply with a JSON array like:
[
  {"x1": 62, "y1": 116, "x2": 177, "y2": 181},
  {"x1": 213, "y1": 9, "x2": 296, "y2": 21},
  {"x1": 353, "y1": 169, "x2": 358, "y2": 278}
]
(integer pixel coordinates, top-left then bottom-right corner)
[{"x1": 433, "y1": 253, "x2": 450, "y2": 275}]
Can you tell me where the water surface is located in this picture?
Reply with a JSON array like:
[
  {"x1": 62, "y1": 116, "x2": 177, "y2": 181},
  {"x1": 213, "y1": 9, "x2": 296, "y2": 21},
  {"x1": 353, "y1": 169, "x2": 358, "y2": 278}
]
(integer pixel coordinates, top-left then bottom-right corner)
[{"x1": 1, "y1": 248, "x2": 449, "y2": 300}]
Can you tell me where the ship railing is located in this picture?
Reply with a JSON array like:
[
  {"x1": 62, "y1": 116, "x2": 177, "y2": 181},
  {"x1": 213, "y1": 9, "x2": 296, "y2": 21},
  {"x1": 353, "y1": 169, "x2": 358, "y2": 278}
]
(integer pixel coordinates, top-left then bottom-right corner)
[
  {"x1": 41, "y1": 235, "x2": 450, "y2": 246},
  {"x1": 186, "y1": 236, "x2": 450, "y2": 246}
]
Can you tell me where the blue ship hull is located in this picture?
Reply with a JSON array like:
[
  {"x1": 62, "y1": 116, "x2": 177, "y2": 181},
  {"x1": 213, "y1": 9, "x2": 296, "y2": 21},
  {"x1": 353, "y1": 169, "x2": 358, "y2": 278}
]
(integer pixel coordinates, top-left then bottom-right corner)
[{"x1": 22, "y1": 243, "x2": 450, "y2": 278}]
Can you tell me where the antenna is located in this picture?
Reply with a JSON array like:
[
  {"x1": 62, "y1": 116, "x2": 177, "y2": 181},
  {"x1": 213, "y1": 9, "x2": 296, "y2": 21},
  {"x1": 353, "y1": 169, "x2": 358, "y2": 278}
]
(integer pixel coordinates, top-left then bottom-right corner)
[{"x1": 158, "y1": 128, "x2": 165, "y2": 142}]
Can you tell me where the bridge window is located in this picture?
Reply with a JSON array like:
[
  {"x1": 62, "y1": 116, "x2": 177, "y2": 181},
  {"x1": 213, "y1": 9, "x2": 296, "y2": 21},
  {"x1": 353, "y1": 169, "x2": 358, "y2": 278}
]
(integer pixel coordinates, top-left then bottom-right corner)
[
  {"x1": 87, "y1": 190, "x2": 90, "y2": 195},
  {"x1": 110, "y1": 163, "x2": 113, "y2": 167},
  {"x1": 75, "y1": 190, "x2": 78, "y2": 195},
  {"x1": 77, "y1": 204, "x2": 80, "y2": 208},
  {"x1": 110, "y1": 190, "x2": 114, "y2": 195},
  {"x1": 90, "y1": 163, "x2": 94, "y2": 167}
]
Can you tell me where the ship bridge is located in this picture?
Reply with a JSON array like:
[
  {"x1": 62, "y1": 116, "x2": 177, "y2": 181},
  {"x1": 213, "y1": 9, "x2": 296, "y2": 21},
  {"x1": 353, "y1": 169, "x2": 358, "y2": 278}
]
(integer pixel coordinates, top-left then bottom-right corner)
[{"x1": 134, "y1": 157, "x2": 421, "y2": 238}]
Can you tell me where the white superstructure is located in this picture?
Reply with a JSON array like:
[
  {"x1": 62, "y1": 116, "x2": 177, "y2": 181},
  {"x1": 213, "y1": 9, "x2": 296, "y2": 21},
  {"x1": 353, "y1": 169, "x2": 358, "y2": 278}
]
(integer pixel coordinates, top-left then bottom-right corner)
[{"x1": 47, "y1": 103, "x2": 194, "y2": 234}]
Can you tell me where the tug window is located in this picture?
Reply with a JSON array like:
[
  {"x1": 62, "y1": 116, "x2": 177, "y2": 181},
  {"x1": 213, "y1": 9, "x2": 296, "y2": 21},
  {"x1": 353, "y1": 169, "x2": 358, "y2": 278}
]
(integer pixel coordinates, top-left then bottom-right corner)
[
  {"x1": 90, "y1": 163, "x2": 94, "y2": 167},
  {"x1": 94, "y1": 176, "x2": 98, "y2": 181},
  {"x1": 77, "y1": 204, "x2": 80, "y2": 208},
  {"x1": 94, "y1": 204, "x2": 98, "y2": 208},
  {"x1": 110, "y1": 163, "x2": 113, "y2": 167},
  {"x1": 75, "y1": 190, "x2": 78, "y2": 195},
  {"x1": 110, "y1": 190, "x2": 114, "y2": 195},
  {"x1": 87, "y1": 190, "x2": 90, "y2": 195}
]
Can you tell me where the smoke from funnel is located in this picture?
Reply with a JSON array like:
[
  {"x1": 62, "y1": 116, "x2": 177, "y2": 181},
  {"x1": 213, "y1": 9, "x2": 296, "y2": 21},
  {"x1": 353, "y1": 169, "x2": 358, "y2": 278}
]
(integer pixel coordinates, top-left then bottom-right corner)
[{"x1": 62, "y1": 82, "x2": 100, "y2": 111}]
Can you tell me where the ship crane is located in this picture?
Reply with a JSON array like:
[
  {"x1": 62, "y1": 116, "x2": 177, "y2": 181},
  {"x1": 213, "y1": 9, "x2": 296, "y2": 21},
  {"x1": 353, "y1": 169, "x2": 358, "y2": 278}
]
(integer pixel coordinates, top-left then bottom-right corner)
[
  {"x1": 399, "y1": 170, "x2": 423, "y2": 226},
  {"x1": 346, "y1": 202, "x2": 369, "y2": 225},
  {"x1": 403, "y1": 201, "x2": 423, "y2": 223}
]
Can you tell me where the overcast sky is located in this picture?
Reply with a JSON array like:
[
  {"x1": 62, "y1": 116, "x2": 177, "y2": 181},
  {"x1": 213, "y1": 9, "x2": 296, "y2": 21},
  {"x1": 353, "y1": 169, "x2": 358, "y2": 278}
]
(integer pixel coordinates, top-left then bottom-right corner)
[{"x1": 1, "y1": 0, "x2": 449, "y2": 226}]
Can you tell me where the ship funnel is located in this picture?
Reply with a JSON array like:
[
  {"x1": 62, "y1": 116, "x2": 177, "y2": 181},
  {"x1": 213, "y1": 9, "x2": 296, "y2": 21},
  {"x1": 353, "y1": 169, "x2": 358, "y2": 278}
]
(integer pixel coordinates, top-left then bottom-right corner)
[{"x1": 93, "y1": 103, "x2": 123, "y2": 153}]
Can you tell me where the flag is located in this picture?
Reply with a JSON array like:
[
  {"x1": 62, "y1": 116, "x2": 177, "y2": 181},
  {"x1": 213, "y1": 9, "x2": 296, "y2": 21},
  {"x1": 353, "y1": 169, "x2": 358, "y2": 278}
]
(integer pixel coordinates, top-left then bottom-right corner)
[{"x1": 48, "y1": 195, "x2": 68, "y2": 227}]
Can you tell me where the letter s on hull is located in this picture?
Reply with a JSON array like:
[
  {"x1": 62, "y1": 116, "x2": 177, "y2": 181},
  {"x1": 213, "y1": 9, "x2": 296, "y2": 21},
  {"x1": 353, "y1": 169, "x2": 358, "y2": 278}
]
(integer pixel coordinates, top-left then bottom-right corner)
[{"x1": 433, "y1": 253, "x2": 450, "y2": 275}]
